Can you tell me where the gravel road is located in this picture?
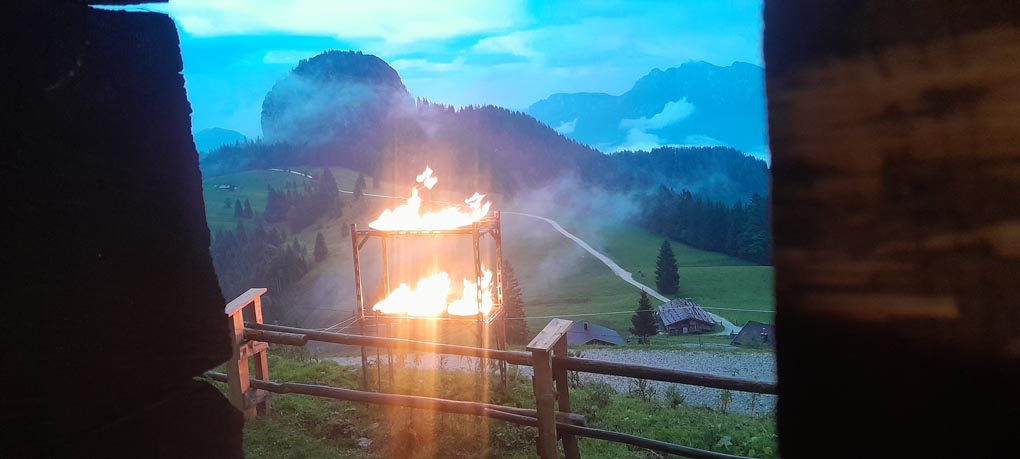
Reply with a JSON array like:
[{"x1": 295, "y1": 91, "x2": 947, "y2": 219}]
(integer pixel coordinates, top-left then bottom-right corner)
[{"x1": 330, "y1": 347, "x2": 775, "y2": 416}]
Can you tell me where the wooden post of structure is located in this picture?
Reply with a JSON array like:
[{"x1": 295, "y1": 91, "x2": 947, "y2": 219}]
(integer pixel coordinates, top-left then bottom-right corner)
[
  {"x1": 553, "y1": 333, "x2": 580, "y2": 459},
  {"x1": 528, "y1": 319, "x2": 573, "y2": 459},
  {"x1": 224, "y1": 288, "x2": 270, "y2": 420}
]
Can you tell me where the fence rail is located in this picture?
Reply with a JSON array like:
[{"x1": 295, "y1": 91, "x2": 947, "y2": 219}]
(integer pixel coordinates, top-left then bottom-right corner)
[
  {"x1": 220, "y1": 291, "x2": 767, "y2": 459},
  {"x1": 248, "y1": 322, "x2": 777, "y2": 394}
]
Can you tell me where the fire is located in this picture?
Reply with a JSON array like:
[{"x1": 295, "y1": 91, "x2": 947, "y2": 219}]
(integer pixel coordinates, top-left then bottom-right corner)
[
  {"x1": 371, "y1": 269, "x2": 494, "y2": 317},
  {"x1": 369, "y1": 166, "x2": 491, "y2": 230}
]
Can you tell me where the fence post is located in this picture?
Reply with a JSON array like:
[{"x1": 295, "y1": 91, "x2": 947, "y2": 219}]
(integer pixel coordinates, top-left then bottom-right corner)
[
  {"x1": 224, "y1": 288, "x2": 270, "y2": 420},
  {"x1": 553, "y1": 332, "x2": 580, "y2": 459},
  {"x1": 528, "y1": 319, "x2": 573, "y2": 459}
]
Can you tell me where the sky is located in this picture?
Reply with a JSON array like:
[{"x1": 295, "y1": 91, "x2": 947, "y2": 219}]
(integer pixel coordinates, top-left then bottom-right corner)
[{"x1": 128, "y1": 0, "x2": 763, "y2": 139}]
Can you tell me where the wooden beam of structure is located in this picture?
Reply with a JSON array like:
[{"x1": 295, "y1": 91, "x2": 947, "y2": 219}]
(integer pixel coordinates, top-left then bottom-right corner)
[
  {"x1": 248, "y1": 322, "x2": 777, "y2": 393},
  {"x1": 203, "y1": 372, "x2": 585, "y2": 426}
]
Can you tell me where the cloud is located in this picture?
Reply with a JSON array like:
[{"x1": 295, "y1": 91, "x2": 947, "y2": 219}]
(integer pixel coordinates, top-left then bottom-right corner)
[
  {"x1": 472, "y1": 34, "x2": 541, "y2": 59},
  {"x1": 262, "y1": 50, "x2": 320, "y2": 64},
  {"x1": 391, "y1": 57, "x2": 467, "y2": 73},
  {"x1": 162, "y1": 0, "x2": 526, "y2": 45},
  {"x1": 554, "y1": 118, "x2": 577, "y2": 135}
]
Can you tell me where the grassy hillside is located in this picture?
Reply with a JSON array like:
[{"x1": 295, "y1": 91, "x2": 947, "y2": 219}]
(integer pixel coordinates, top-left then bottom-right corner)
[
  {"x1": 504, "y1": 215, "x2": 774, "y2": 338},
  {"x1": 577, "y1": 223, "x2": 775, "y2": 327}
]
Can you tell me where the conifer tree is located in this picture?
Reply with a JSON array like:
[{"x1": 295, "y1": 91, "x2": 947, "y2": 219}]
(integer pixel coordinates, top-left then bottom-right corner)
[
  {"x1": 243, "y1": 198, "x2": 253, "y2": 218},
  {"x1": 314, "y1": 231, "x2": 328, "y2": 262},
  {"x1": 234, "y1": 199, "x2": 243, "y2": 218},
  {"x1": 655, "y1": 240, "x2": 680, "y2": 295},
  {"x1": 501, "y1": 260, "x2": 529, "y2": 344},
  {"x1": 630, "y1": 291, "x2": 658, "y2": 344},
  {"x1": 224, "y1": 197, "x2": 232, "y2": 209},
  {"x1": 354, "y1": 173, "x2": 366, "y2": 199}
]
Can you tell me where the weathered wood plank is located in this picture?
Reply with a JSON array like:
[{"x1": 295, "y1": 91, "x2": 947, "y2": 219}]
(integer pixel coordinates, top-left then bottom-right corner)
[
  {"x1": 224, "y1": 288, "x2": 267, "y2": 316},
  {"x1": 527, "y1": 318, "x2": 572, "y2": 352}
]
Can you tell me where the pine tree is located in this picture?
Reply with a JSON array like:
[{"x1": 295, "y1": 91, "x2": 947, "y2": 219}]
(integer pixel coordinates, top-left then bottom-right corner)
[
  {"x1": 224, "y1": 197, "x2": 232, "y2": 209},
  {"x1": 314, "y1": 231, "x2": 328, "y2": 262},
  {"x1": 630, "y1": 291, "x2": 658, "y2": 344},
  {"x1": 243, "y1": 198, "x2": 253, "y2": 218},
  {"x1": 654, "y1": 240, "x2": 680, "y2": 295},
  {"x1": 354, "y1": 173, "x2": 366, "y2": 199},
  {"x1": 501, "y1": 260, "x2": 529, "y2": 345},
  {"x1": 234, "y1": 199, "x2": 243, "y2": 218}
]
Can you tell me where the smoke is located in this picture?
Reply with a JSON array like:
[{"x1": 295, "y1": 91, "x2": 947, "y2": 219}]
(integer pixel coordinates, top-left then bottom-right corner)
[{"x1": 501, "y1": 176, "x2": 642, "y2": 294}]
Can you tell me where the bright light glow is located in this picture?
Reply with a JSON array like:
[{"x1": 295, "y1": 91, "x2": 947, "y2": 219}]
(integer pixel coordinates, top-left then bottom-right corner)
[
  {"x1": 368, "y1": 166, "x2": 491, "y2": 231},
  {"x1": 371, "y1": 269, "x2": 493, "y2": 317}
]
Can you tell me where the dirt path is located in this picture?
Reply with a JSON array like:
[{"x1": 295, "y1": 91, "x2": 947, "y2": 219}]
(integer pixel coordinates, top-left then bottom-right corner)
[{"x1": 502, "y1": 211, "x2": 740, "y2": 335}]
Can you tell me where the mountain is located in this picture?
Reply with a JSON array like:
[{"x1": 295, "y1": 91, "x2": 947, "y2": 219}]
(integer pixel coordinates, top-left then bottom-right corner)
[
  {"x1": 260, "y1": 50, "x2": 411, "y2": 171},
  {"x1": 201, "y1": 51, "x2": 768, "y2": 203},
  {"x1": 527, "y1": 61, "x2": 767, "y2": 157},
  {"x1": 193, "y1": 128, "x2": 246, "y2": 153}
]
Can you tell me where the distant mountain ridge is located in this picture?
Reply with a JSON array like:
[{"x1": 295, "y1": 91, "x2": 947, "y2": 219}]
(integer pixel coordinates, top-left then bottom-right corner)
[
  {"x1": 193, "y1": 128, "x2": 246, "y2": 153},
  {"x1": 201, "y1": 51, "x2": 768, "y2": 203},
  {"x1": 527, "y1": 61, "x2": 766, "y2": 156}
]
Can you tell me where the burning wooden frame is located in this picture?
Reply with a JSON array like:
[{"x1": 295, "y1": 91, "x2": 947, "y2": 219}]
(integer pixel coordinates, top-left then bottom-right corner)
[{"x1": 349, "y1": 212, "x2": 508, "y2": 390}]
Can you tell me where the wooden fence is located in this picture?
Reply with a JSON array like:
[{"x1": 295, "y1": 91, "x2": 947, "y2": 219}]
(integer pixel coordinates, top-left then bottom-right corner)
[{"x1": 214, "y1": 289, "x2": 775, "y2": 459}]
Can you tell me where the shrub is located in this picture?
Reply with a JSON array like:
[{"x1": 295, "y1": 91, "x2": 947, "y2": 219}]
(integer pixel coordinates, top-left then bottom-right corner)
[
  {"x1": 628, "y1": 378, "x2": 657, "y2": 403},
  {"x1": 717, "y1": 389, "x2": 733, "y2": 413},
  {"x1": 665, "y1": 385, "x2": 686, "y2": 408},
  {"x1": 586, "y1": 380, "x2": 615, "y2": 409}
]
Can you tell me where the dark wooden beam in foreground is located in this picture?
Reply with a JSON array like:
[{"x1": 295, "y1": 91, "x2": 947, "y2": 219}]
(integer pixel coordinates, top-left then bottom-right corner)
[{"x1": 203, "y1": 372, "x2": 585, "y2": 426}]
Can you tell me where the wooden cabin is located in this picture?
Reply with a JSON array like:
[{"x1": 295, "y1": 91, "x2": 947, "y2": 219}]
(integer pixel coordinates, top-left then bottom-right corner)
[{"x1": 657, "y1": 298, "x2": 717, "y2": 335}]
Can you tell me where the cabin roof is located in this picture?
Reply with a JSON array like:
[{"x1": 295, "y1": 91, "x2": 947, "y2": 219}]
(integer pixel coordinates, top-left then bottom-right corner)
[{"x1": 657, "y1": 298, "x2": 716, "y2": 326}]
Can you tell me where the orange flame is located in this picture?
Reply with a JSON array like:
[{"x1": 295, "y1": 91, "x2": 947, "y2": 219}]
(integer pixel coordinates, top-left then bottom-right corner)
[
  {"x1": 372, "y1": 269, "x2": 494, "y2": 317},
  {"x1": 369, "y1": 166, "x2": 491, "y2": 231}
]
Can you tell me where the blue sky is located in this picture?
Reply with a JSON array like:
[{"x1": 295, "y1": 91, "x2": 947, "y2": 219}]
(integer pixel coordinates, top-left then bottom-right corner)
[{"x1": 139, "y1": 0, "x2": 763, "y2": 138}]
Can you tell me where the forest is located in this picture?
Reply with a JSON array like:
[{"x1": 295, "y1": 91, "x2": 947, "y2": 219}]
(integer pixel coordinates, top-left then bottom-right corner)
[{"x1": 638, "y1": 186, "x2": 770, "y2": 265}]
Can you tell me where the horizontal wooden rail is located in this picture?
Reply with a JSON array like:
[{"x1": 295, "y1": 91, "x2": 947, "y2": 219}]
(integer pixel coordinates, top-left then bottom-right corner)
[
  {"x1": 203, "y1": 372, "x2": 585, "y2": 426},
  {"x1": 243, "y1": 328, "x2": 308, "y2": 347},
  {"x1": 554, "y1": 356, "x2": 778, "y2": 395},
  {"x1": 247, "y1": 323, "x2": 534, "y2": 366},
  {"x1": 476, "y1": 410, "x2": 750, "y2": 459},
  {"x1": 204, "y1": 372, "x2": 747, "y2": 459},
  {"x1": 248, "y1": 323, "x2": 776, "y2": 394}
]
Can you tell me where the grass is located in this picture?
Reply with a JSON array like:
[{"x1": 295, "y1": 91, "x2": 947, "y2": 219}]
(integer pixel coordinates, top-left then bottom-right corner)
[
  {"x1": 209, "y1": 349, "x2": 776, "y2": 458},
  {"x1": 202, "y1": 169, "x2": 314, "y2": 233},
  {"x1": 504, "y1": 214, "x2": 774, "y2": 335}
]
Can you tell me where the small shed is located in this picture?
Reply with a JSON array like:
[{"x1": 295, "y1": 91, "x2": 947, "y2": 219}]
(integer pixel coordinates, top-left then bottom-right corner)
[
  {"x1": 730, "y1": 321, "x2": 775, "y2": 348},
  {"x1": 566, "y1": 321, "x2": 625, "y2": 346},
  {"x1": 658, "y1": 298, "x2": 717, "y2": 335}
]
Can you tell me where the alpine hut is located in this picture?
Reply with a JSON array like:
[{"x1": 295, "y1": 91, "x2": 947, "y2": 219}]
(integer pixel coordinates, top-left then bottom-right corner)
[{"x1": 658, "y1": 298, "x2": 717, "y2": 335}]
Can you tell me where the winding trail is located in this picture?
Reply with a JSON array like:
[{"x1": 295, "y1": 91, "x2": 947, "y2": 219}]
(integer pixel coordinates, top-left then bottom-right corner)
[
  {"x1": 502, "y1": 212, "x2": 739, "y2": 335},
  {"x1": 266, "y1": 168, "x2": 740, "y2": 335}
]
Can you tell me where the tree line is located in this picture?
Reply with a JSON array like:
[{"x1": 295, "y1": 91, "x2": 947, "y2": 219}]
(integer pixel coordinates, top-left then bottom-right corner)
[
  {"x1": 639, "y1": 186, "x2": 770, "y2": 265},
  {"x1": 264, "y1": 168, "x2": 340, "y2": 232},
  {"x1": 211, "y1": 168, "x2": 340, "y2": 300},
  {"x1": 210, "y1": 222, "x2": 310, "y2": 301}
]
